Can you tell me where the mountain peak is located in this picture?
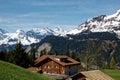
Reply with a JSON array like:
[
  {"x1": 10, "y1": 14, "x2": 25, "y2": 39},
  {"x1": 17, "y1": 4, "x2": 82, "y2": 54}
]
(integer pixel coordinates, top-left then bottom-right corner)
[
  {"x1": 16, "y1": 29, "x2": 25, "y2": 33},
  {"x1": 105, "y1": 10, "x2": 120, "y2": 20},
  {"x1": 55, "y1": 27, "x2": 62, "y2": 31},
  {"x1": 16, "y1": 29, "x2": 26, "y2": 38},
  {"x1": 116, "y1": 9, "x2": 120, "y2": 15},
  {"x1": 91, "y1": 15, "x2": 106, "y2": 22},
  {"x1": 67, "y1": 9, "x2": 120, "y2": 35}
]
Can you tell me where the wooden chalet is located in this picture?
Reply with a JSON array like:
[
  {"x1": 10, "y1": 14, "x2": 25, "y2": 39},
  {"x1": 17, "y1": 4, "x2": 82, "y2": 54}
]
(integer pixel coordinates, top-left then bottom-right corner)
[{"x1": 29, "y1": 55, "x2": 80, "y2": 76}]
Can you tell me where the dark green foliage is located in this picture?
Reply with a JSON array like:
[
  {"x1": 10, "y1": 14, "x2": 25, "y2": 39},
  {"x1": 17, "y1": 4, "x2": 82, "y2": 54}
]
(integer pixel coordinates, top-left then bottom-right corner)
[
  {"x1": 28, "y1": 47, "x2": 36, "y2": 66},
  {"x1": 8, "y1": 42, "x2": 30, "y2": 68},
  {"x1": 40, "y1": 48, "x2": 48, "y2": 56},
  {"x1": 0, "y1": 51, "x2": 6, "y2": 61},
  {"x1": 37, "y1": 32, "x2": 118, "y2": 54},
  {"x1": 67, "y1": 32, "x2": 118, "y2": 41},
  {"x1": 110, "y1": 57, "x2": 116, "y2": 69}
]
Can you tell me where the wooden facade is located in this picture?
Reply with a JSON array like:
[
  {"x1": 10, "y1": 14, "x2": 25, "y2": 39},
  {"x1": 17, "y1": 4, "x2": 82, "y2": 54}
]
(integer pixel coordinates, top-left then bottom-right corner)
[
  {"x1": 33, "y1": 55, "x2": 80, "y2": 75},
  {"x1": 39, "y1": 60, "x2": 65, "y2": 74}
]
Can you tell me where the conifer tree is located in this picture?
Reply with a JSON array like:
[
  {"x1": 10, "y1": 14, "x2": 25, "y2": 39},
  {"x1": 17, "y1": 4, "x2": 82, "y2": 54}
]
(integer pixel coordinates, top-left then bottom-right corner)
[
  {"x1": 40, "y1": 48, "x2": 47, "y2": 57},
  {"x1": 28, "y1": 47, "x2": 36, "y2": 66},
  {"x1": 0, "y1": 51, "x2": 6, "y2": 61},
  {"x1": 8, "y1": 42, "x2": 29, "y2": 68},
  {"x1": 110, "y1": 57, "x2": 116, "y2": 69}
]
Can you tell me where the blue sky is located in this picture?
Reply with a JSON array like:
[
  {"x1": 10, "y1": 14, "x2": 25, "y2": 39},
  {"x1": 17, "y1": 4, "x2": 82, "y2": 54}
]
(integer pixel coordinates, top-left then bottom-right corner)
[{"x1": 0, "y1": 0, "x2": 120, "y2": 32}]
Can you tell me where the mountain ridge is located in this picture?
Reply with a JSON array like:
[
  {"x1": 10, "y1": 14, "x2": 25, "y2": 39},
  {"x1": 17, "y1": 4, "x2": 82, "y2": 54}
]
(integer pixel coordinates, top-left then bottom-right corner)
[
  {"x1": 67, "y1": 9, "x2": 120, "y2": 35},
  {"x1": 0, "y1": 27, "x2": 65, "y2": 46},
  {"x1": 0, "y1": 9, "x2": 120, "y2": 46}
]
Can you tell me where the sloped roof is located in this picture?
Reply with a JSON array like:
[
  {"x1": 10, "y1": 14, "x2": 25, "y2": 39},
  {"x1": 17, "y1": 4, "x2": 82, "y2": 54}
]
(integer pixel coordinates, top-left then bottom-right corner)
[
  {"x1": 34, "y1": 55, "x2": 80, "y2": 66},
  {"x1": 81, "y1": 70, "x2": 114, "y2": 80}
]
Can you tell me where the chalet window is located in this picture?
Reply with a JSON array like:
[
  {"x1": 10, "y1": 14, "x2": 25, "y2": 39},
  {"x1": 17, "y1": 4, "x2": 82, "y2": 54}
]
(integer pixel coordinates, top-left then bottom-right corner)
[
  {"x1": 43, "y1": 71, "x2": 47, "y2": 74},
  {"x1": 55, "y1": 66, "x2": 58, "y2": 68},
  {"x1": 48, "y1": 66, "x2": 50, "y2": 68},
  {"x1": 36, "y1": 68, "x2": 39, "y2": 70},
  {"x1": 51, "y1": 66, "x2": 54, "y2": 68},
  {"x1": 44, "y1": 66, "x2": 47, "y2": 68}
]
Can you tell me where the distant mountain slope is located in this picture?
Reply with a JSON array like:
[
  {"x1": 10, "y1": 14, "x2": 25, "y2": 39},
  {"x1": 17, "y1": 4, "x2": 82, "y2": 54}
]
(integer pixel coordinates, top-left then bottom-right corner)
[
  {"x1": 36, "y1": 32, "x2": 119, "y2": 53},
  {"x1": 34, "y1": 31, "x2": 120, "y2": 69},
  {"x1": 1, "y1": 9, "x2": 120, "y2": 50},
  {"x1": 0, "y1": 27, "x2": 65, "y2": 46},
  {"x1": 67, "y1": 10, "x2": 120, "y2": 37},
  {"x1": 0, "y1": 60, "x2": 53, "y2": 80}
]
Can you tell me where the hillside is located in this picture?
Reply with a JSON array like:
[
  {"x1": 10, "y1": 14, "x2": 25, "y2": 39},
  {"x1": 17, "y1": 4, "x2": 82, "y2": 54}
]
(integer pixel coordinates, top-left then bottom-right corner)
[
  {"x1": 37, "y1": 32, "x2": 119, "y2": 53},
  {"x1": 33, "y1": 32, "x2": 120, "y2": 69},
  {"x1": 0, "y1": 60, "x2": 54, "y2": 80}
]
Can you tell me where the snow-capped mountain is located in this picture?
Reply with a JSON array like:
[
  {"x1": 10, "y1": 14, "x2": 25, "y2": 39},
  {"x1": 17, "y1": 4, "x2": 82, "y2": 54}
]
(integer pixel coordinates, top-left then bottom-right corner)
[
  {"x1": 0, "y1": 27, "x2": 65, "y2": 45},
  {"x1": 1, "y1": 9, "x2": 120, "y2": 46},
  {"x1": 53, "y1": 27, "x2": 67, "y2": 36},
  {"x1": 0, "y1": 28, "x2": 8, "y2": 41},
  {"x1": 26, "y1": 28, "x2": 54, "y2": 40},
  {"x1": 67, "y1": 10, "x2": 120, "y2": 37}
]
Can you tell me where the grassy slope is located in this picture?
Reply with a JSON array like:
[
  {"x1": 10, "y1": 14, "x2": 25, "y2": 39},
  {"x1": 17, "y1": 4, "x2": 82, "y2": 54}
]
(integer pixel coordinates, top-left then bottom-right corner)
[
  {"x1": 102, "y1": 69, "x2": 120, "y2": 80},
  {"x1": 0, "y1": 60, "x2": 54, "y2": 80}
]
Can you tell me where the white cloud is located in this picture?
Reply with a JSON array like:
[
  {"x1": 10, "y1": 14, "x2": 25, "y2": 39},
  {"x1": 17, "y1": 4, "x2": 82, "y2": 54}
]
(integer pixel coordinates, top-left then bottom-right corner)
[
  {"x1": 0, "y1": 18, "x2": 16, "y2": 23},
  {"x1": 0, "y1": 18, "x2": 8, "y2": 23}
]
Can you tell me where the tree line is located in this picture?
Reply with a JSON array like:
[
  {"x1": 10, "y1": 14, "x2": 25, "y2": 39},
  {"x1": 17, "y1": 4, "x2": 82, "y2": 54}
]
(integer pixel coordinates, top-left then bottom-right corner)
[
  {"x1": 37, "y1": 39, "x2": 118, "y2": 70},
  {"x1": 0, "y1": 42, "x2": 35, "y2": 68}
]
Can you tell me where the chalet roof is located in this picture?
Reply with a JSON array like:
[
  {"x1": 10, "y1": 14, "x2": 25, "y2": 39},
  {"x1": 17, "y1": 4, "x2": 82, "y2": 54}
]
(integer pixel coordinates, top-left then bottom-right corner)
[
  {"x1": 34, "y1": 55, "x2": 80, "y2": 66},
  {"x1": 68, "y1": 70, "x2": 113, "y2": 80},
  {"x1": 81, "y1": 70, "x2": 114, "y2": 80}
]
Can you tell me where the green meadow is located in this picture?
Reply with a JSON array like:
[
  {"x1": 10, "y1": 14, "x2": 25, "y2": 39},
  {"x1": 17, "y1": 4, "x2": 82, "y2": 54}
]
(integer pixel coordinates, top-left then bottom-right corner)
[
  {"x1": 102, "y1": 69, "x2": 120, "y2": 80},
  {"x1": 0, "y1": 60, "x2": 54, "y2": 80}
]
